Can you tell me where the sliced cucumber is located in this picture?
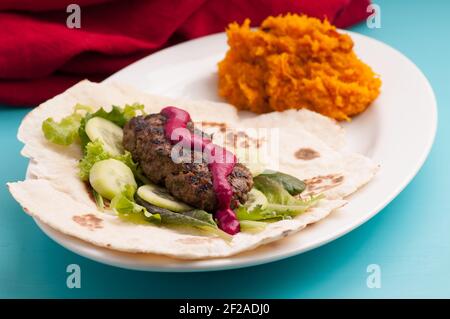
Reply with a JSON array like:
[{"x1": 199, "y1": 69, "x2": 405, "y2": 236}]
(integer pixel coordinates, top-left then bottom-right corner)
[
  {"x1": 89, "y1": 159, "x2": 137, "y2": 200},
  {"x1": 244, "y1": 188, "x2": 268, "y2": 211},
  {"x1": 85, "y1": 116, "x2": 124, "y2": 156},
  {"x1": 137, "y1": 184, "x2": 192, "y2": 212}
]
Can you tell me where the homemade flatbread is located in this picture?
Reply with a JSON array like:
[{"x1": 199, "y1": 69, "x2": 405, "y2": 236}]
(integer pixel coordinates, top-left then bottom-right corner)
[{"x1": 8, "y1": 80, "x2": 377, "y2": 259}]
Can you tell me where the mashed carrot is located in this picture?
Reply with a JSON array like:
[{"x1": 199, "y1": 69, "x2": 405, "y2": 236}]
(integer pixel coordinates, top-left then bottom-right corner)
[{"x1": 218, "y1": 14, "x2": 381, "y2": 120}]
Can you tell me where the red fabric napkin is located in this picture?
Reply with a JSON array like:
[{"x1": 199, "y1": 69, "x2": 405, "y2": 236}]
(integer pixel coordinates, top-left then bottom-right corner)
[{"x1": 0, "y1": 0, "x2": 371, "y2": 106}]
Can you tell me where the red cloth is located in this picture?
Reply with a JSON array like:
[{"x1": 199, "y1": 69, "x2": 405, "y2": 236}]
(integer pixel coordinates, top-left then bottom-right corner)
[{"x1": 0, "y1": 0, "x2": 371, "y2": 106}]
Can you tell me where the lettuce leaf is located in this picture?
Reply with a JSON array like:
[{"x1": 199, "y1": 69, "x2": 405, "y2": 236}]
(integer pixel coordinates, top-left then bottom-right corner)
[
  {"x1": 236, "y1": 195, "x2": 320, "y2": 221},
  {"x1": 92, "y1": 188, "x2": 105, "y2": 211},
  {"x1": 122, "y1": 103, "x2": 146, "y2": 123},
  {"x1": 236, "y1": 205, "x2": 271, "y2": 221},
  {"x1": 41, "y1": 103, "x2": 144, "y2": 148},
  {"x1": 111, "y1": 185, "x2": 160, "y2": 223},
  {"x1": 236, "y1": 175, "x2": 321, "y2": 221},
  {"x1": 239, "y1": 220, "x2": 267, "y2": 233},
  {"x1": 259, "y1": 170, "x2": 306, "y2": 195},
  {"x1": 254, "y1": 175, "x2": 297, "y2": 205},
  {"x1": 41, "y1": 104, "x2": 93, "y2": 145},
  {"x1": 78, "y1": 140, "x2": 138, "y2": 181},
  {"x1": 135, "y1": 196, "x2": 231, "y2": 241}
]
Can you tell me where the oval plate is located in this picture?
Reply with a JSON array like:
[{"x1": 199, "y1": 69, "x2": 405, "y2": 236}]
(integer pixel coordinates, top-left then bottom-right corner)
[{"x1": 33, "y1": 30, "x2": 437, "y2": 272}]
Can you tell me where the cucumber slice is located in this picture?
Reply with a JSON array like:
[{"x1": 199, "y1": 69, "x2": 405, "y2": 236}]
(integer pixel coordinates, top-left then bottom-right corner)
[
  {"x1": 244, "y1": 188, "x2": 268, "y2": 211},
  {"x1": 137, "y1": 184, "x2": 192, "y2": 212},
  {"x1": 85, "y1": 117, "x2": 124, "y2": 156},
  {"x1": 89, "y1": 159, "x2": 137, "y2": 200}
]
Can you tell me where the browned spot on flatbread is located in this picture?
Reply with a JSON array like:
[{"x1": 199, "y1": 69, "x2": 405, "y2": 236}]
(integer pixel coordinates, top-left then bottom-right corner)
[
  {"x1": 295, "y1": 148, "x2": 320, "y2": 160},
  {"x1": 281, "y1": 229, "x2": 293, "y2": 237},
  {"x1": 200, "y1": 122, "x2": 264, "y2": 149},
  {"x1": 332, "y1": 176, "x2": 344, "y2": 184},
  {"x1": 72, "y1": 214, "x2": 103, "y2": 231},
  {"x1": 302, "y1": 174, "x2": 344, "y2": 197},
  {"x1": 225, "y1": 131, "x2": 264, "y2": 149},
  {"x1": 176, "y1": 237, "x2": 214, "y2": 245}
]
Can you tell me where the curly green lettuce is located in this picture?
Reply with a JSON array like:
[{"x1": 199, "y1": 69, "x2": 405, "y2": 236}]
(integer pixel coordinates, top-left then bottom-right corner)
[
  {"x1": 42, "y1": 103, "x2": 145, "y2": 149},
  {"x1": 78, "y1": 140, "x2": 138, "y2": 181},
  {"x1": 236, "y1": 175, "x2": 322, "y2": 221},
  {"x1": 41, "y1": 104, "x2": 93, "y2": 145}
]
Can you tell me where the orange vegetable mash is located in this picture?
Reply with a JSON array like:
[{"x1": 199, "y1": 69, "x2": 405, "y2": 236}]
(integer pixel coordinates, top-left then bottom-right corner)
[{"x1": 218, "y1": 14, "x2": 381, "y2": 120}]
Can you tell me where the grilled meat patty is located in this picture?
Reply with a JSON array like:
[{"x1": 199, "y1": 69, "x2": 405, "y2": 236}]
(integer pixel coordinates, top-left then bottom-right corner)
[{"x1": 123, "y1": 113, "x2": 253, "y2": 212}]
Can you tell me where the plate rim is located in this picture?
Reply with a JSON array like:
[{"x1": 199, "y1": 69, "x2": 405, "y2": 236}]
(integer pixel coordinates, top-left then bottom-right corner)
[{"x1": 30, "y1": 30, "x2": 437, "y2": 272}]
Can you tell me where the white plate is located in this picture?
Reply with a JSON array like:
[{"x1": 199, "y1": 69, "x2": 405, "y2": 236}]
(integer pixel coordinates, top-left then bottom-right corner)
[{"x1": 33, "y1": 30, "x2": 437, "y2": 271}]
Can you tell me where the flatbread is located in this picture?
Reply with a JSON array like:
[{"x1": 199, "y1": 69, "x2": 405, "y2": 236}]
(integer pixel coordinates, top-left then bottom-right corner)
[{"x1": 7, "y1": 80, "x2": 377, "y2": 259}]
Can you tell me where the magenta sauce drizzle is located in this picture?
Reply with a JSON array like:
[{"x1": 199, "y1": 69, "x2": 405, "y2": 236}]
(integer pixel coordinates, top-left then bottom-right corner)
[{"x1": 161, "y1": 106, "x2": 240, "y2": 235}]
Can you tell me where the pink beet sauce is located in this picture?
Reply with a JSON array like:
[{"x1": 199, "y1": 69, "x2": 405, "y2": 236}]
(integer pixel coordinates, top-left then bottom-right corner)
[{"x1": 161, "y1": 106, "x2": 240, "y2": 235}]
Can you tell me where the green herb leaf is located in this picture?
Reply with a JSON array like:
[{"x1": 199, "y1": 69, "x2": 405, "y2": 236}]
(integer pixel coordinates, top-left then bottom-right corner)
[
  {"x1": 41, "y1": 104, "x2": 92, "y2": 145},
  {"x1": 123, "y1": 103, "x2": 146, "y2": 123},
  {"x1": 253, "y1": 175, "x2": 297, "y2": 205},
  {"x1": 239, "y1": 220, "x2": 267, "y2": 233},
  {"x1": 111, "y1": 185, "x2": 160, "y2": 223},
  {"x1": 135, "y1": 196, "x2": 231, "y2": 241},
  {"x1": 78, "y1": 140, "x2": 138, "y2": 181},
  {"x1": 135, "y1": 196, "x2": 215, "y2": 228},
  {"x1": 92, "y1": 188, "x2": 105, "y2": 211},
  {"x1": 236, "y1": 175, "x2": 321, "y2": 221},
  {"x1": 42, "y1": 103, "x2": 144, "y2": 149},
  {"x1": 236, "y1": 204, "x2": 279, "y2": 221},
  {"x1": 236, "y1": 195, "x2": 320, "y2": 221},
  {"x1": 259, "y1": 170, "x2": 306, "y2": 195}
]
